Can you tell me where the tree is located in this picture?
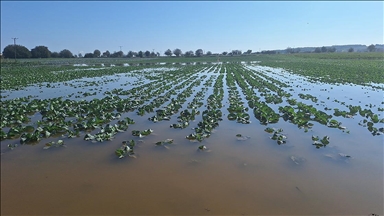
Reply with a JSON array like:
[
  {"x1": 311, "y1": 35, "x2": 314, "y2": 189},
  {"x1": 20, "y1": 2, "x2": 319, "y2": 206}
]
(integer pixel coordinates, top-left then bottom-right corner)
[
  {"x1": 84, "y1": 53, "x2": 94, "y2": 58},
  {"x1": 222, "y1": 51, "x2": 228, "y2": 56},
  {"x1": 184, "y1": 51, "x2": 194, "y2": 57},
  {"x1": 348, "y1": 48, "x2": 354, "y2": 52},
  {"x1": 145, "y1": 50, "x2": 151, "y2": 58},
  {"x1": 286, "y1": 47, "x2": 294, "y2": 54},
  {"x1": 138, "y1": 51, "x2": 143, "y2": 58},
  {"x1": 31, "y1": 46, "x2": 51, "y2": 58},
  {"x1": 321, "y1": 46, "x2": 327, "y2": 53},
  {"x1": 173, "y1": 48, "x2": 182, "y2": 57},
  {"x1": 287, "y1": 48, "x2": 300, "y2": 54},
  {"x1": 164, "y1": 49, "x2": 172, "y2": 57},
  {"x1": 195, "y1": 49, "x2": 203, "y2": 57},
  {"x1": 127, "y1": 51, "x2": 134, "y2": 58},
  {"x1": 150, "y1": 51, "x2": 156, "y2": 57},
  {"x1": 314, "y1": 48, "x2": 321, "y2": 53},
  {"x1": 59, "y1": 49, "x2": 73, "y2": 58},
  {"x1": 232, "y1": 50, "x2": 242, "y2": 55},
  {"x1": 328, "y1": 47, "x2": 336, "y2": 53},
  {"x1": 78, "y1": 53, "x2": 83, "y2": 58},
  {"x1": 102, "y1": 50, "x2": 110, "y2": 57},
  {"x1": 93, "y1": 49, "x2": 101, "y2": 58},
  {"x1": 246, "y1": 49, "x2": 252, "y2": 54},
  {"x1": 367, "y1": 44, "x2": 375, "y2": 52},
  {"x1": 261, "y1": 50, "x2": 276, "y2": 54},
  {"x1": 206, "y1": 51, "x2": 212, "y2": 56},
  {"x1": 51, "y1": 52, "x2": 60, "y2": 58},
  {"x1": 111, "y1": 51, "x2": 123, "y2": 58},
  {"x1": 2, "y1": 44, "x2": 31, "y2": 59}
]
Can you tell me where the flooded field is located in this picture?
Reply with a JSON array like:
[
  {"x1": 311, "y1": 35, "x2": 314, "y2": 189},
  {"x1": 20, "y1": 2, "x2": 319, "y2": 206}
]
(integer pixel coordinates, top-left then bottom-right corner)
[{"x1": 1, "y1": 60, "x2": 383, "y2": 215}]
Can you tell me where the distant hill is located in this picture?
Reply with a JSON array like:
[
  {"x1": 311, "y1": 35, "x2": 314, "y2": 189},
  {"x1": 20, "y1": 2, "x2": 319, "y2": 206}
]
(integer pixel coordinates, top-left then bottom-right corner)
[{"x1": 272, "y1": 44, "x2": 384, "y2": 54}]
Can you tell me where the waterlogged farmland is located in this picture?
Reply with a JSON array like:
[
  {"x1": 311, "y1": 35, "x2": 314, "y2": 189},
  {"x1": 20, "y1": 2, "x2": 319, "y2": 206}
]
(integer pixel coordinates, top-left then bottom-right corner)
[{"x1": 1, "y1": 55, "x2": 383, "y2": 215}]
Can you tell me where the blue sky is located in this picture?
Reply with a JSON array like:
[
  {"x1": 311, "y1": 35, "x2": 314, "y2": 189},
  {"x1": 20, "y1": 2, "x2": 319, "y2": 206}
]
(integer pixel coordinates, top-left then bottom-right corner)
[{"x1": 1, "y1": 1, "x2": 383, "y2": 55}]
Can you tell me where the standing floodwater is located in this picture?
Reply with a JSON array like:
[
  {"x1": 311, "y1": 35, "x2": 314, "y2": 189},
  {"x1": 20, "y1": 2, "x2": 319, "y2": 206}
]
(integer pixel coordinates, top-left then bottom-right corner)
[{"x1": 1, "y1": 59, "x2": 383, "y2": 215}]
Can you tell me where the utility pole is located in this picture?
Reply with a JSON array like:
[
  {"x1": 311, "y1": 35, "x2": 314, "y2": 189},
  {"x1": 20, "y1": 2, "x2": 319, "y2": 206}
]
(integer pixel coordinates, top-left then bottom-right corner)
[
  {"x1": 12, "y1": 37, "x2": 18, "y2": 61},
  {"x1": 119, "y1": 46, "x2": 122, "y2": 52}
]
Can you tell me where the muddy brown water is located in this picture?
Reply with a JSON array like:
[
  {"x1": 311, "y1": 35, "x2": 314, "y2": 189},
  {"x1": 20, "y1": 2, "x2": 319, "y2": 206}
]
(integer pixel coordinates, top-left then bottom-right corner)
[
  {"x1": 2, "y1": 118, "x2": 383, "y2": 215},
  {"x1": 1, "y1": 65, "x2": 383, "y2": 215}
]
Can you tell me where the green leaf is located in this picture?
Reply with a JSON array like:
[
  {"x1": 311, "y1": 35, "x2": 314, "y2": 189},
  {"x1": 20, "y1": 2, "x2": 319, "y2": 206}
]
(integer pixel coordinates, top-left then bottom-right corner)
[{"x1": 198, "y1": 145, "x2": 207, "y2": 150}]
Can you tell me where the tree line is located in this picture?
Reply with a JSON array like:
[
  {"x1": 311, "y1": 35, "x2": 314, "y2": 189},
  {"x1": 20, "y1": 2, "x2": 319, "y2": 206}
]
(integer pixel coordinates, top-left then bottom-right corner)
[
  {"x1": 1, "y1": 43, "x2": 380, "y2": 59},
  {"x1": 285, "y1": 44, "x2": 378, "y2": 54},
  {"x1": 1, "y1": 43, "x2": 257, "y2": 59},
  {"x1": 2, "y1": 45, "x2": 75, "y2": 59}
]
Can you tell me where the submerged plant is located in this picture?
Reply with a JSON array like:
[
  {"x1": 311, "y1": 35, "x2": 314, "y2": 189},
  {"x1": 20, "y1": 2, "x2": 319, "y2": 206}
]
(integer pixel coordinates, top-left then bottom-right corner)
[
  {"x1": 155, "y1": 139, "x2": 174, "y2": 149},
  {"x1": 264, "y1": 127, "x2": 274, "y2": 133},
  {"x1": 43, "y1": 140, "x2": 66, "y2": 150},
  {"x1": 198, "y1": 145, "x2": 211, "y2": 152},
  {"x1": 312, "y1": 135, "x2": 330, "y2": 148},
  {"x1": 290, "y1": 156, "x2": 306, "y2": 165},
  {"x1": 115, "y1": 140, "x2": 136, "y2": 159},
  {"x1": 266, "y1": 128, "x2": 286, "y2": 145},
  {"x1": 7, "y1": 143, "x2": 18, "y2": 150},
  {"x1": 132, "y1": 129, "x2": 153, "y2": 137},
  {"x1": 198, "y1": 145, "x2": 207, "y2": 150}
]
